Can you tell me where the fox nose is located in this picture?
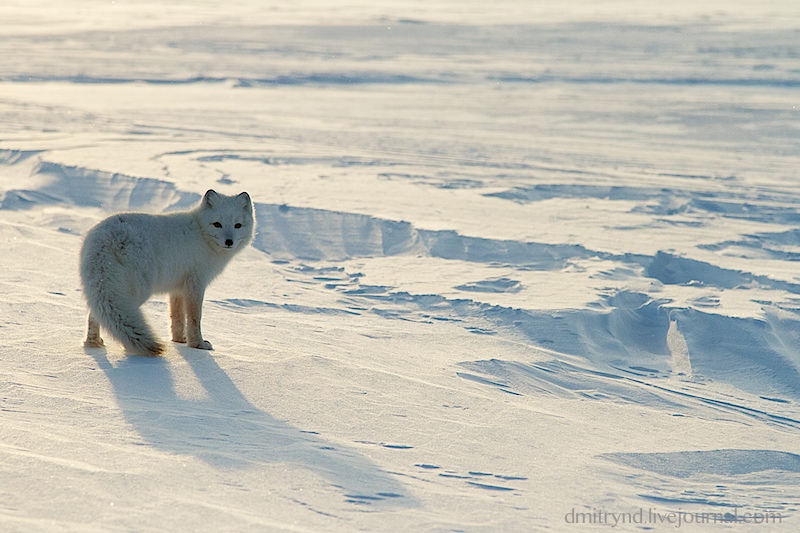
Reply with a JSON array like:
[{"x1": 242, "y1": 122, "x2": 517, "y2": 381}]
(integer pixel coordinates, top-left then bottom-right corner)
[{"x1": 225, "y1": 239, "x2": 233, "y2": 247}]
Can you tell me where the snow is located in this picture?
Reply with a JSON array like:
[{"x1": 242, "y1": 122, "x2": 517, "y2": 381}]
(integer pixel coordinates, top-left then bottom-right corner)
[{"x1": 2, "y1": 1, "x2": 800, "y2": 531}]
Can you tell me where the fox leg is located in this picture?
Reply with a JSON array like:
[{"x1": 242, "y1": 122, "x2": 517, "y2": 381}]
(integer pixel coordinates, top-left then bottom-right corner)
[
  {"x1": 84, "y1": 312, "x2": 105, "y2": 348},
  {"x1": 185, "y1": 284, "x2": 212, "y2": 350},
  {"x1": 170, "y1": 292, "x2": 187, "y2": 343}
]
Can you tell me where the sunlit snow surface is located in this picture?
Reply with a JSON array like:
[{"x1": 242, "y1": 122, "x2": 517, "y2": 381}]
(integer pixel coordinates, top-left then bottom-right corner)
[{"x1": 1, "y1": 1, "x2": 800, "y2": 531}]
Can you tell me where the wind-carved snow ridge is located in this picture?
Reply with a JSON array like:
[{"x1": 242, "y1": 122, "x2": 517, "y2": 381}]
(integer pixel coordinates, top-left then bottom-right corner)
[
  {"x1": 0, "y1": 148, "x2": 44, "y2": 165},
  {"x1": 1, "y1": 160, "x2": 199, "y2": 212},
  {"x1": 254, "y1": 203, "x2": 594, "y2": 268},
  {"x1": 646, "y1": 251, "x2": 800, "y2": 294},
  {"x1": 253, "y1": 204, "x2": 424, "y2": 261},
  {"x1": 702, "y1": 228, "x2": 800, "y2": 262}
]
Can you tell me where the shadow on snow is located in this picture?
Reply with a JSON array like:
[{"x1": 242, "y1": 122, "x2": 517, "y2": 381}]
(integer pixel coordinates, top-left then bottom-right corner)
[{"x1": 86, "y1": 346, "x2": 414, "y2": 508}]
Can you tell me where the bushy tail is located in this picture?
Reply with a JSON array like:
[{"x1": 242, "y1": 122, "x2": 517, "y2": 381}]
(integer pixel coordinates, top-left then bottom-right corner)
[
  {"x1": 80, "y1": 237, "x2": 164, "y2": 356},
  {"x1": 88, "y1": 295, "x2": 164, "y2": 356}
]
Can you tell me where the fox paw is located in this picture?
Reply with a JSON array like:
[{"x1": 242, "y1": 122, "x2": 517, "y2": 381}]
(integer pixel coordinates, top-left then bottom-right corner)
[
  {"x1": 84, "y1": 338, "x2": 105, "y2": 348},
  {"x1": 189, "y1": 340, "x2": 213, "y2": 350}
]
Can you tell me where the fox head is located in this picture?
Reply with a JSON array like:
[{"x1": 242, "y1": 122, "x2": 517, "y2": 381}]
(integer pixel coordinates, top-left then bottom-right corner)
[{"x1": 198, "y1": 189, "x2": 255, "y2": 252}]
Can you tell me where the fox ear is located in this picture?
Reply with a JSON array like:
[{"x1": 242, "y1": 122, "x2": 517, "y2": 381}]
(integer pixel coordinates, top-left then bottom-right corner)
[
  {"x1": 202, "y1": 189, "x2": 219, "y2": 209},
  {"x1": 236, "y1": 192, "x2": 252, "y2": 211}
]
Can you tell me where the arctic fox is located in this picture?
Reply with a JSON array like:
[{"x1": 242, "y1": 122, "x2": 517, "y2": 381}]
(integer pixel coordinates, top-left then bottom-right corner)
[{"x1": 80, "y1": 189, "x2": 255, "y2": 355}]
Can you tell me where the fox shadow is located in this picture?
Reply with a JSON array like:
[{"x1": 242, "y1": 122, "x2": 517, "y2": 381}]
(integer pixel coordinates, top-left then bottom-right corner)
[{"x1": 86, "y1": 346, "x2": 414, "y2": 507}]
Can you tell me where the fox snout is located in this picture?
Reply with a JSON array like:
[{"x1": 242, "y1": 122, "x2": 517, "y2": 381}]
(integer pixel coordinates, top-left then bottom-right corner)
[{"x1": 225, "y1": 238, "x2": 234, "y2": 247}]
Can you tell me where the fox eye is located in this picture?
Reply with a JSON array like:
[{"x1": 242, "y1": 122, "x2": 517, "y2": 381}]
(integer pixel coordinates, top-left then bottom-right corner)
[
  {"x1": 234, "y1": 223, "x2": 242, "y2": 229},
  {"x1": 213, "y1": 222, "x2": 222, "y2": 228}
]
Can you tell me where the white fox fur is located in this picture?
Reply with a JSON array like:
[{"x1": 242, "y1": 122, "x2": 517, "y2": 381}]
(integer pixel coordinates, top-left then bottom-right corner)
[{"x1": 80, "y1": 189, "x2": 255, "y2": 355}]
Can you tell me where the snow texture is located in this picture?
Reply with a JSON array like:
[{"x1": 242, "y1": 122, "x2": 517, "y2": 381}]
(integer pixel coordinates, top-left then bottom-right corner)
[{"x1": 1, "y1": 1, "x2": 799, "y2": 531}]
